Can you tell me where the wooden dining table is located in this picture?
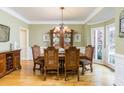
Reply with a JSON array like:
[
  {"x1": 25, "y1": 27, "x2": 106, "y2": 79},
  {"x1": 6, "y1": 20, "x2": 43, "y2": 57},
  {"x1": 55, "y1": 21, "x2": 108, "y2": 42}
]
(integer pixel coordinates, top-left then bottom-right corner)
[
  {"x1": 40, "y1": 52, "x2": 85, "y2": 60},
  {"x1": 40, "y1": 52, "x2": 85, "y2": 73}
]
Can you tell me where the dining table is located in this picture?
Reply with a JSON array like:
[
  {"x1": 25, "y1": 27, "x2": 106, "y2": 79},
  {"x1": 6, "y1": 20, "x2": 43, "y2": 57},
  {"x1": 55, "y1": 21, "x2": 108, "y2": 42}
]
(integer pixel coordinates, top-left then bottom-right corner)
[
  {"x1": 40, "y1": 52, "x2": 86, "y2": 73},
  {"x1": 40, "y1": 52, "x2": 85, "y2": 60}
]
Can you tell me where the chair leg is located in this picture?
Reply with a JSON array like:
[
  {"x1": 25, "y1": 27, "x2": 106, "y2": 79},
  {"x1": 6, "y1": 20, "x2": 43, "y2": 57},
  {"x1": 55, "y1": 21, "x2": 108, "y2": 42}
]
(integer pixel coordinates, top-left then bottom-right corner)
[
  {"x1": 65, "y1": 69, "x2": 67, "y2": 81},
  {"x1": 57, "y1": 68, "x2": 59, "y2": 80},
  {"x1": 42, "y1": 66, "x2": 44, "y2": 74},
  {"x1": 82, "y1": 64, "x2": 85, "y2": 75},
  {"x1": 41, "y1": 62, "x2": 44, "y2": 73},
  {"x1": 33, "y1": 64, "x2": 36, "y2": 72},
  {"x1": 77, "y1": 69, "x2": 79, "y2": 81},
  {"x1": 40, "y1": 65, "x2": 42, "y2": 73},
  {"x1": 90, "y1": 64, "x2": 93, "y2": 72},
  {"x1": 44, "y1": 67, "x2": 46, "y2": 81},
  {"x1": 62, "y1": 61, "x2": 64, "y2": 73}
]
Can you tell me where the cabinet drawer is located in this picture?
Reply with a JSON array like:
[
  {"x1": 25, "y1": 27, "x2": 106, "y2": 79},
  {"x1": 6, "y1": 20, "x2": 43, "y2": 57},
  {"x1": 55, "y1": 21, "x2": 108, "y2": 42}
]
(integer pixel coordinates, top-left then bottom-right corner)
[{"x1": 0, "y1": 54, "x2": 5, "y2": 60}]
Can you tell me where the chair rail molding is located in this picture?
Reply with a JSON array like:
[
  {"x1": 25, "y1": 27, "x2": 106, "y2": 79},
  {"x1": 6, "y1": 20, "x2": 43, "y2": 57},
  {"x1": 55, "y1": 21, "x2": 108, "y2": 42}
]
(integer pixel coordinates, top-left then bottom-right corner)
[{"x1": 115, "y1": 53, "x2": 124, "y2": 86}]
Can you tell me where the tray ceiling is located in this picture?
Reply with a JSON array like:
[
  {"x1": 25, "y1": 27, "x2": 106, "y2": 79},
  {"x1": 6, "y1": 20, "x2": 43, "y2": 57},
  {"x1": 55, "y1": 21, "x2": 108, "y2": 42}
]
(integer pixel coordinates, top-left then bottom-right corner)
[{"x1": 9, "y1": 7, "x2": 98, "y2": 24}]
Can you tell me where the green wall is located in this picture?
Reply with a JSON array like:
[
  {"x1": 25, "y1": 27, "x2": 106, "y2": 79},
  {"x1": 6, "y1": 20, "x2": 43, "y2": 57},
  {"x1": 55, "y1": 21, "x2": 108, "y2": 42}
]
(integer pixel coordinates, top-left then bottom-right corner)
[
  {"x1": 84, "y1": 18, "x2": 115, "y2": 46},
  {"x1": 84, "y1": 24, "x2": 91, "y2": 46},
  {"x1": 115, "y1": 8, "x2": 124, "y2": 54},
  {"x1": 0, "y1": 8, "x2": 120, "y2": 54},
  {"x1": 0, "y1": 10, "x2": 28, "y2": 51},
  {"x1": 29, "y1": 24, "x2": 85, "y2": 47}
]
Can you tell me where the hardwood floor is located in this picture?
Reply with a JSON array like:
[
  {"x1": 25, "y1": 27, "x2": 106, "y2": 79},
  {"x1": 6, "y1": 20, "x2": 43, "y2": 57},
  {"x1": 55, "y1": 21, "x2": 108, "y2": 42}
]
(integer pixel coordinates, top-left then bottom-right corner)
[{"x1": 0, "y1": 60, "x2": 114, "y2": 86}]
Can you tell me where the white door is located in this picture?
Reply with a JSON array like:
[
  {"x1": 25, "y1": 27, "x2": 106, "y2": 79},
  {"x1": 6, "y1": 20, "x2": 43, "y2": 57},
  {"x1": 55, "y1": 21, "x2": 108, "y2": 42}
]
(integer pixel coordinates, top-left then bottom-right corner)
[
  {"x1": 106, "y1": 23, "x2": 115, "y2": 68},
  {"x1": 91, "y1": 27, "x2": 104, "y2": 63},
  {"x1": 20, "y1": 28, "x2": 28, "y2": 60}
]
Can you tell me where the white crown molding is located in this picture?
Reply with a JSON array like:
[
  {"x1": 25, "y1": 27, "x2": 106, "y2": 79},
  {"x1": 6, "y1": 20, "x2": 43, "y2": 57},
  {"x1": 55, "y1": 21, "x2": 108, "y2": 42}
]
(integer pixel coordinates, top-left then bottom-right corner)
[
  {"x1": 0, "y1": 7, "x2": 85, "y2": 24},
  {"x1": 86, "y1": 16, "x2": 115, "y2": 25},
  {"x1": 0, "y1": 7, "x2": 29, "y2": 24},
  {"x1": 84, "y1": 7, "x2": 104, "y2": 23},
  {"x1": 29, "y1": 7, "x2": 104, "y2": 24},
  {"x1": 29, "y1": 21, "x2": 85, "y2": 24},
  {"x1": 0, "y1": 7, "x2": 104, "y2": 25}
]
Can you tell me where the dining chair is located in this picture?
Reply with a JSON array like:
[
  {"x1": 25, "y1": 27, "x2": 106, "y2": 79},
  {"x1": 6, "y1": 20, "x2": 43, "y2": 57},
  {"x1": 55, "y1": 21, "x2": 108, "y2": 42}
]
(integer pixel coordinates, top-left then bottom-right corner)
[
  {"x1": 64, "y1": 47, "x2": 80, "y2": 81},
  {"x1": 44, "y1": 47, "x2": 59, "y2": 80},
  {"x1": 32, "y1": 45, "x2": 44, "y2": 72},
  {"x1": 80, "y1": 45, "x2": 94, "y2": 74}
]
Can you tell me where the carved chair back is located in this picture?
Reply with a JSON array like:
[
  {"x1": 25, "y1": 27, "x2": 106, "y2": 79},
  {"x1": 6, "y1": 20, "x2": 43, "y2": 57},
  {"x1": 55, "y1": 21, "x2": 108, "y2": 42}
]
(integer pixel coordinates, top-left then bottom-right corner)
[
  {"x1": 32, "y1": 45, "x2": 41, "y2": 61},
  {"x1": 65, "y1": 47, "x2": 80, "y2": 69},
  {"x1": 44, "y1": 47, "x2": 59, "y2": 69},
  {"x1": 85, "y1": 45, "x2": 94, "y2": 62}
]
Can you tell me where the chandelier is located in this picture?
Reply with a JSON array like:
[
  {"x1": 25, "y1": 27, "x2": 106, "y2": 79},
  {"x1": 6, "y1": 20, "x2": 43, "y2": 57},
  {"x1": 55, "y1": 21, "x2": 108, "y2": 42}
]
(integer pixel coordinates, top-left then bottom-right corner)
[{"x1": 54, "y1": 7, "x2": 71, "y2": 33}]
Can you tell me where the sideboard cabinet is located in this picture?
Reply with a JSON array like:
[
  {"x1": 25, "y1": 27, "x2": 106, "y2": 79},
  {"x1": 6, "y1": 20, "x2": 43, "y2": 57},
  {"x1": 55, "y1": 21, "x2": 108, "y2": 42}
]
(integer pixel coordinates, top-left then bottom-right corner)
[{"x1": 0, "y1": 50, "x2": 21, "y2": 78}]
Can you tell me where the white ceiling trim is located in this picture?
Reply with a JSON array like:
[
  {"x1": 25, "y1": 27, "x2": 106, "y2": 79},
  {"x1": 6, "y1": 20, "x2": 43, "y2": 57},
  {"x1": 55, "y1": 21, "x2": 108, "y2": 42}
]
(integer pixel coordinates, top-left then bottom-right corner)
[
  {"x1": 0, "y1": 7, "x2": 104, "y2": 24},
  {"x1": 0, "y1": 7, "x2": 29, "y2": 23},
  {"x1": 84, "y1": 7, "x2": 104, "y2": 23},
  {"x1": 86, "y1": 16, "x2": 114, "y2": 25},
  {"x1": 29, "y1": 21, "x2": 85, "y2": 24}
]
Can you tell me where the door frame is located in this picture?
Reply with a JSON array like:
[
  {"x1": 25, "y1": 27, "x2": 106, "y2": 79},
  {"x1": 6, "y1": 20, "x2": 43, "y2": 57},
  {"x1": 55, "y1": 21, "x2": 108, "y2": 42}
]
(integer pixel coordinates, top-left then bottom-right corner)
[
  {"x1": 19, "y1": 27, "x2": 29, "y2": 60},
  {"x1": 105, "y1": 23, "x2": 115, "y2": 69}
]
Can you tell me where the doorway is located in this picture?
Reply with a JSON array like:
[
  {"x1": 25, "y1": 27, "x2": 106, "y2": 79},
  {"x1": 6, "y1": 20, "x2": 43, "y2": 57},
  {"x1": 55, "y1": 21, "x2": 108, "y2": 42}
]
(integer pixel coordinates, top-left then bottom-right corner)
[
  {"x1": 20, "y1": 28, "x2": 29, "y2": 60},
  {"x1": 106, "y1": 23, "x2": 115, "y2": 68},
  {"x1": 91, "y1": 24, "x2": 115, "y2": 69},
  {"x1": 91, "y1": 27, "x2": 104, "y2": 63}
]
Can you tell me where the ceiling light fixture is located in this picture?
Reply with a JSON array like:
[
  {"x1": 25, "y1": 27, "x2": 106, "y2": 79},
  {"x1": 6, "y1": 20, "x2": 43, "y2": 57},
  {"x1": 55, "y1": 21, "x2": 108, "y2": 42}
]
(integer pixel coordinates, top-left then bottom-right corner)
[{"x1": 54, "y1": 7, "x2": 71, "y2": 33}]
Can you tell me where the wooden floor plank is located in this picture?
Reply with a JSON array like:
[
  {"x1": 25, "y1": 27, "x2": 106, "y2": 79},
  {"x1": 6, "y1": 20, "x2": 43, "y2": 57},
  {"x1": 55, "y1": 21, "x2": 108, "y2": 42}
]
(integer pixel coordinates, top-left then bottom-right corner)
[{"x1": 0, "y1": 61, "x2": 114, "y2": 86}]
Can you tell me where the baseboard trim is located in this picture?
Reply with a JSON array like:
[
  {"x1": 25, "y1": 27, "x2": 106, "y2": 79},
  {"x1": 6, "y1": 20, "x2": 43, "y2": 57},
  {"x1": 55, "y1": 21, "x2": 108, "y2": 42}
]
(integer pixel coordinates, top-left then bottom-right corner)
[
  {"x1": 94, "y1": 63, "x2": 115, "y2": 72},
  {"x1": 115, "y1": 53, "x2": 124, "y2": 86}
]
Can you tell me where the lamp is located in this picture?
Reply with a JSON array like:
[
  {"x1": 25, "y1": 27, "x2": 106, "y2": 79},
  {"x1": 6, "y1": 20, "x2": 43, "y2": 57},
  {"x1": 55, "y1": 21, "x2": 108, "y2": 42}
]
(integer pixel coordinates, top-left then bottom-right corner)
[{"x1": 54, "y1": 7, "x2": 71, "y2": 33}]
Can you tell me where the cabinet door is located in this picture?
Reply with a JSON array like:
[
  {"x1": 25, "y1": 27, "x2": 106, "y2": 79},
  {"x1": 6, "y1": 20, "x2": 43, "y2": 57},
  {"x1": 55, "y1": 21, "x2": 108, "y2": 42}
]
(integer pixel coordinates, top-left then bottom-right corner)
[
  {"x1": 50, "y1": 29, "x2": 73, "y2": 48},
  {"x1": 13, "y1": 51, "x2": 21, "y2": 69},
  {"x1": 64, "y1": 31, "x2": 73, "y2": 48},
  {"x1": 0, "y1": 54, "x2": 6, "y2": 76},
  {"x1": 52, "y1": 32, "x2": 61, "y2": 48}
]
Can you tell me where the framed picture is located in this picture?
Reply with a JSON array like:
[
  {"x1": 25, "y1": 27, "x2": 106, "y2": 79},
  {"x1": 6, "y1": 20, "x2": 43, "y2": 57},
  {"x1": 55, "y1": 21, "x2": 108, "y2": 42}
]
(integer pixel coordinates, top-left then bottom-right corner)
[
  {"x1": 0, "y1": 24, "x2": 10, "y2": 42},
  {"x1": 43, "y1": 34, "x2": 50, "y2": 41},
  {"x1": 119, "y1": 10, "x2": 124, "y2": 37},
  {"x1": 74, "y1": 34, "x2": 81, "y2": 42}
]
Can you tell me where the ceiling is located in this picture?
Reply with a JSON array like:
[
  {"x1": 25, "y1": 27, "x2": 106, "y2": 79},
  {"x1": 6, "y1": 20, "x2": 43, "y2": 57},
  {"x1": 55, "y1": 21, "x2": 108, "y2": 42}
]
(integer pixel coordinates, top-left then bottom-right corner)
[
  {"x1": 87, "y1": 7, "x2": 115, "y2": 24},
  {"x1": 9, "y1": 7, "x2": 99, "y2": 24},
  {"x1": 0, "y1": 7, "x2": 115, "y2": 24}
]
